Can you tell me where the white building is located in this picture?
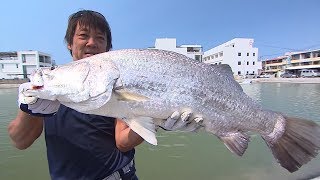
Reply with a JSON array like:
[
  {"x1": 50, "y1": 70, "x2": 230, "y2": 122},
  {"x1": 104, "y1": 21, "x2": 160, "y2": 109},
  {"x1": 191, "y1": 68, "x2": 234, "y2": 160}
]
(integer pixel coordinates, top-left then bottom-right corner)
[
  {"x1": 0, "y1": 50, "x2": 52, "y2": 79},
  {"x1": 150, "y1": 38, "x2": 203, "y2": 62},
  {"x1": 203, "y1": 38, "x2": 261, "y2": 76}
]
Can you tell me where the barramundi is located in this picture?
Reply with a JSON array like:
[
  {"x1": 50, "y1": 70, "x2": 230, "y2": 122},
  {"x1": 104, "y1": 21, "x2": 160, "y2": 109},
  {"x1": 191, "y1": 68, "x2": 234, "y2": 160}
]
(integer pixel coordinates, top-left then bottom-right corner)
[{"x1": 25, "y1": 49, "x2": 320, "y2": 173}]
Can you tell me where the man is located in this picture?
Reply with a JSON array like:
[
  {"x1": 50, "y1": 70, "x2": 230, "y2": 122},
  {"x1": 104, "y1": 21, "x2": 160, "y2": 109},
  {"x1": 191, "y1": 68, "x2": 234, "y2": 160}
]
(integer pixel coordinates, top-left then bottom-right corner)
[{"x1": 8, "y1": 10, "x2": 202, "y2": 180}]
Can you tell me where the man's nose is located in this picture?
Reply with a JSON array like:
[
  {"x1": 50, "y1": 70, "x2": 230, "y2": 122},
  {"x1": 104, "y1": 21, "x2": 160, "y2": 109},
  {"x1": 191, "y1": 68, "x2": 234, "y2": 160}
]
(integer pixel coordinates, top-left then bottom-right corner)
[{"x1": 86, "y1": 37, "x2": 97, "y2": 47}]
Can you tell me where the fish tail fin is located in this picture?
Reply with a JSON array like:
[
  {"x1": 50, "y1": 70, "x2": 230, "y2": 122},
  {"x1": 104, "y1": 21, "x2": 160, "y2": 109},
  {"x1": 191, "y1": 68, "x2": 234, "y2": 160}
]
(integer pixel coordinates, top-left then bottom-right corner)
[{"x1": 262, "y1": 116, "x2": 320, "y2": 172}]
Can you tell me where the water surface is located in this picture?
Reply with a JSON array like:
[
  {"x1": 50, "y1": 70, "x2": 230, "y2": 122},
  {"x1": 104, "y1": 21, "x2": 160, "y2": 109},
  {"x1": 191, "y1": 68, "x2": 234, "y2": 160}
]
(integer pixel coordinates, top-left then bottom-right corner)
[{"x1": 1, "y1": 83, "x2": 320, "y2": 180}]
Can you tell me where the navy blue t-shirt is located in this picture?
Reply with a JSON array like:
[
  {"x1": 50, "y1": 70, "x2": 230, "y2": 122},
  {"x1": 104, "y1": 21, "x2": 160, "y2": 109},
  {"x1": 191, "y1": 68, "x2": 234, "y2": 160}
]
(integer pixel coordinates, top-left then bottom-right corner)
[{"x1": 44, "y1": 105, "x2": 135, "y2": 180}]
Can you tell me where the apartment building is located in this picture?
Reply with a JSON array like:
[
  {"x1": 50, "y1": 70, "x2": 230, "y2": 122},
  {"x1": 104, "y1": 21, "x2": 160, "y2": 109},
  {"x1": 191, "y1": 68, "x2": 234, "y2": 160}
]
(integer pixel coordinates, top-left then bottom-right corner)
[
  {"x1": 0, "y1": 50, "x2": 52, "y2": 79},
  {"x1": 150, "y1": 38, "x2": 203, "y2": 62},
  {"x1": 261, "y1": 49, "x2": 320, "y2": 76},
  {"x1": 203, "y1": 38, "x2": 261, "y2": 76},
  {"x1": 286, "y1": 49, "x2": 320, "y2": 71},
  {"x1": 261, "y1": 56, "x2": 288, "y2": 75}
]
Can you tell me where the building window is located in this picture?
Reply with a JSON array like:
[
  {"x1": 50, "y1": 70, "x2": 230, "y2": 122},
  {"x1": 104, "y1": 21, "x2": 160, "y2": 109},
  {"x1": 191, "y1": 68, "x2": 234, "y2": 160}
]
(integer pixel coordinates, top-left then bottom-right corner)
[
  {"x1": 253, "y1": 61, "x2": 255, "y2": 65},
  {"x1": 253, "y1": 53, "x2": 256, "y2": 56},
  {"x1": 253, "y1": 71, "x2": 255, "y2": 74},
  {"x1": 238, "y1": 61, "x2": 241, "y2": 65},
  {"x1": 219, "y1": 52, "x2": 223, "y2": 57},
  {"x1": 246, "y1": 71, "x2": 249, "y2": 74},
  {"x1": 16, "y1": 64, "x2": 19, "y2": 68},
  {"x1": 247, "y1": 61, "x2": 249, "y2": 65},
  {"x1": 238, "y1": 71, "x2": 241, "y2": 75},
  {"x1": 1, "y1": 64, "x2": 4, "y2": 69},
  {"x1": 238, "y1": 52, "x2": 241, "y2": 56},
  {"x1": 195, "y1": 55, "x2": 200, "y2": 61},
  {"x1": 22, "y1": 54, "x2": 26, "y2": 63},
  {"x1": 247, "y1": 53, "x2": 249, "y2": 56}
]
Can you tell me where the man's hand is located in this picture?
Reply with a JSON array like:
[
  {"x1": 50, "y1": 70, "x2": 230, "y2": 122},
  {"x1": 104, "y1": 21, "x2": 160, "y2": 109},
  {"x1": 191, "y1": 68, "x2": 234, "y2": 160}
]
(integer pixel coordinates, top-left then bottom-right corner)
[
  {"x1": 156, "y1": 111, "x2": 204, "y2": 132},
  {"x1": 18, "y1": 82, "x2": 60, "y2": 116}
]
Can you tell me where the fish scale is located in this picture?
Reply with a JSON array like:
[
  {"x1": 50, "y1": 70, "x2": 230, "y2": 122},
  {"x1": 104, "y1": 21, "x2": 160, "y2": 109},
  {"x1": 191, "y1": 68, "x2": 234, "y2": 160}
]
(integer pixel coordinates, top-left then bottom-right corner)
[{"x1": 28, "y1": 48, "x2": 320, "y2": 173}]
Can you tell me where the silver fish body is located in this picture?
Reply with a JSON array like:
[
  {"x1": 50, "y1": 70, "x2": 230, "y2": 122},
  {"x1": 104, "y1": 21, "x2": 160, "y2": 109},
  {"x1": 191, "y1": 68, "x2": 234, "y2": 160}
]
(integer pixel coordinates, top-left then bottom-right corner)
[{"x1": 29, "y1": 49, "x2": 320, "y2": 173}]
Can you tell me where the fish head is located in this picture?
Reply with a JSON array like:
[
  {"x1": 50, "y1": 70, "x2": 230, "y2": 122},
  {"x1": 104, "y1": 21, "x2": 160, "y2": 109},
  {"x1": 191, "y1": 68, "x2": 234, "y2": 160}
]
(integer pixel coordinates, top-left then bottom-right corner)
[
  {"x1": 29, "y1": 61, "x2": 91, "y2": 102},
  {"x1": 28, "y1": 55, "x2": 121, "y2": 111}
]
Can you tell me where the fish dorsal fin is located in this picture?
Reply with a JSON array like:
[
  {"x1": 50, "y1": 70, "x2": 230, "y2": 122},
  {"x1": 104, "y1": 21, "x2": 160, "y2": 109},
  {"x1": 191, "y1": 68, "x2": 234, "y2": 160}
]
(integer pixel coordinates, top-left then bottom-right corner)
[
  {"x1": 124, "y1": 116, "x2": 157, "y2": 145},
  {"x1": 219, "y1": 132, "x2": 250, "y2": 156},
  {"x1": 115, "y1": 89, "x2": 150, "y2": 102},
  {"x1": 213, "y1": 64, "x2": 234, "y2": 77},
  {"x1": 210, "y1": 64, "x2": 244, "y2": 91}
]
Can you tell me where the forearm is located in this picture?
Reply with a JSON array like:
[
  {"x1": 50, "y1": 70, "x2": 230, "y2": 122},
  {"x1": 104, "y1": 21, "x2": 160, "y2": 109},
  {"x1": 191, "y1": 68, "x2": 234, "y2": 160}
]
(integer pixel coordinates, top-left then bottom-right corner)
[
  {"x1": 115, "y1": 119, "x2": 144, "y2": 152},
  {"x1": 8, "y1": 110, "x2": 44, "y2": 150}
]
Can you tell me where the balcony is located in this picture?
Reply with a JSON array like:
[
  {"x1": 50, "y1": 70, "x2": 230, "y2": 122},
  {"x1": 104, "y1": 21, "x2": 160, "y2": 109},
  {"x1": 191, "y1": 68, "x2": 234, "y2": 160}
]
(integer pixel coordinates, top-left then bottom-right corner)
[
  {"x1": 264, "y1": 69, "x2": 280, "y2": 73},
  {"x1": 264, "y1": 62, "x2": 285, "y2": 66}
]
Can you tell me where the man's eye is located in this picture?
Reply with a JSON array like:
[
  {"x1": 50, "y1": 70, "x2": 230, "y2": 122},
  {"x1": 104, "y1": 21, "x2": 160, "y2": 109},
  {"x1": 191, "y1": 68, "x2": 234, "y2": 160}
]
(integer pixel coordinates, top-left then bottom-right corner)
[
  {"x1": 79, "y1": 34, "x2": 88, "y2": 38},
  {"x1": 97, "y1": 36, "x2": 106, "y2": 41}
]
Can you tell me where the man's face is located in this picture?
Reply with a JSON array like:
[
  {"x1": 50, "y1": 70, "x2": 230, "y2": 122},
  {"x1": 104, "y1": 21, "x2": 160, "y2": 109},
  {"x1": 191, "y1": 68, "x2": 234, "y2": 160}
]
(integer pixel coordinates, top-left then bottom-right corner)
[{"x1": 68, "y1": 22, "x2": 108, "y2": 61}]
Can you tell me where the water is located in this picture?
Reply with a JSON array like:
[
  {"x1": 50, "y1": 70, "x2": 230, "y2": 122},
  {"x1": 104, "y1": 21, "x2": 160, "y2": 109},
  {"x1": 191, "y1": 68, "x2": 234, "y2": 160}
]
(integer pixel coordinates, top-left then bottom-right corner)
[{"x1": 1, "y1": 83, "x2": 320, "y2": 180}]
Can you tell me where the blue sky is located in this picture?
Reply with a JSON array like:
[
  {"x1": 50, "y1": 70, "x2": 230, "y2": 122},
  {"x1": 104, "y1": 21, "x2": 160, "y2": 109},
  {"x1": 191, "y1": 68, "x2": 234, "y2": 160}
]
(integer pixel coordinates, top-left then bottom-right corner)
[{"x1": 1, "y1": 0, "x2": 319, "y2": 65}]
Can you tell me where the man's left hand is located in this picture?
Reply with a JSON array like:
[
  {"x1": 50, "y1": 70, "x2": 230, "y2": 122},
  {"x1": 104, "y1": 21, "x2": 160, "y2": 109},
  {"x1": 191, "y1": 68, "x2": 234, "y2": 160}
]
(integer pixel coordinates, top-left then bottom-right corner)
[{"x1": 156, "y1": 111, "x2": 204, "y2": 132}]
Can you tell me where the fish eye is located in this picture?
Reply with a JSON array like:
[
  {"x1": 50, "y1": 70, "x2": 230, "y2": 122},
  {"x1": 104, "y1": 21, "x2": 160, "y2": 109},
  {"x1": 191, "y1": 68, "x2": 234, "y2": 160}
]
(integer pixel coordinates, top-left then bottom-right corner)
[{"x1": 43, "y1": 73, "x2": 54, "y2": 80}]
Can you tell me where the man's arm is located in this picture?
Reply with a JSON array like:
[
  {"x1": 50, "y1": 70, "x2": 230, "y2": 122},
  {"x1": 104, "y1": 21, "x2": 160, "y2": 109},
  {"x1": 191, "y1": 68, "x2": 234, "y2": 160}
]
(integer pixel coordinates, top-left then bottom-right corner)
[
  {"x1": 115, "y1": 119, "x2": 144, "y2": 152},
  {"x1": 8, "y1": 82, "x2": 60, "y2": 150},
  {"x1": 8, "y1": 110, "x2": 44, "y2": 150}
]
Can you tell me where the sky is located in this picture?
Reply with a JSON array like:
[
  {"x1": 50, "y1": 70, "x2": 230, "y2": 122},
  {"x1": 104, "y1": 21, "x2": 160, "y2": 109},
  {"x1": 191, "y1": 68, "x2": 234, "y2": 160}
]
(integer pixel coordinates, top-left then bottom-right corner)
[{"x1": 1, "y1": 0, "x2": 320, "y2": 65}]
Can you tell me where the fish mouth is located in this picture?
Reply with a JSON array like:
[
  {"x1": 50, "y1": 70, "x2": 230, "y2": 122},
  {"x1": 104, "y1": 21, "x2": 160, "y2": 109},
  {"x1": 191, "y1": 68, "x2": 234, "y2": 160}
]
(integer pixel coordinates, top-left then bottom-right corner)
[{"x1": 32, "y1": 85, "x2": 43, "y2": 90}]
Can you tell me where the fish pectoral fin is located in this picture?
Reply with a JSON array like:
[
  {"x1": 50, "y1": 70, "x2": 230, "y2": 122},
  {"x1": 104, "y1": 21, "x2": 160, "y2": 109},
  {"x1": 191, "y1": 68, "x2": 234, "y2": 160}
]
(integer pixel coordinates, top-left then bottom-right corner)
[
  {"x1": 62, "y1": 89, "x2": 113, "y2": 112},
  {"x1": 115, "y1": 89, "x2": 150, "y2": 102},
  {"x1": 125, "y1": 116, "x2": 157, "y2": 145},
  {"x1": 219, "y1": 132, "x2": 250, "y2": 156}
]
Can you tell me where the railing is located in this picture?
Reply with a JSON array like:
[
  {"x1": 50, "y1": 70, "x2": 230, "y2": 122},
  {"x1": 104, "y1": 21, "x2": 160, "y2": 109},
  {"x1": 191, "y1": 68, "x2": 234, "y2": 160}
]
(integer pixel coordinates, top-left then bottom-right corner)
[{"x1": 0, "y1": 57, "x2": 19, "y2": 61}]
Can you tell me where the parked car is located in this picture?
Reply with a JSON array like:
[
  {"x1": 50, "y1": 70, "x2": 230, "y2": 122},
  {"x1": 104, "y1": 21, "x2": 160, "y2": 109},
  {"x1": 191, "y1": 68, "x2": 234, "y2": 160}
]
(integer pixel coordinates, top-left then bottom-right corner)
[
  {"x1": 245, "y1": 73, "x2": 257, "y2": 79},
  {"x1": 300, "y1": 69, "x2": 320, "y2": 77},
  {"x1": 257, "y1": 73, "x2": 273, "y2": 78},
  {"x1": 280, "y1": 72, "x2": 297, "y2": 78}
]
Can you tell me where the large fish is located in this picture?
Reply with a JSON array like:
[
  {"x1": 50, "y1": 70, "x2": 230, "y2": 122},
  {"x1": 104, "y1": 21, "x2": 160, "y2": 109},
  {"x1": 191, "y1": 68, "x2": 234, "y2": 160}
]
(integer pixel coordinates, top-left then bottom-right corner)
[{"x1": 27, "y1": 49, "x2": 320, "y2": 173}]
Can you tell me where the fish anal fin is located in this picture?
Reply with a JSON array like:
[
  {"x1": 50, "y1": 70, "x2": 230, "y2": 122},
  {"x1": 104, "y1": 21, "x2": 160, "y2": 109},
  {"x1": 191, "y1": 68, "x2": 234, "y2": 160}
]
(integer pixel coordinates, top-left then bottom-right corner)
[
  {"x1": 219, "y1": 132, "x2": 250, "y2": 156},
  {"x1": 115, "y1": 89, "x2": 149, "y2": 102},
  {"x1": 125, "y1": 116, "x2": 157, "y2": 145}
]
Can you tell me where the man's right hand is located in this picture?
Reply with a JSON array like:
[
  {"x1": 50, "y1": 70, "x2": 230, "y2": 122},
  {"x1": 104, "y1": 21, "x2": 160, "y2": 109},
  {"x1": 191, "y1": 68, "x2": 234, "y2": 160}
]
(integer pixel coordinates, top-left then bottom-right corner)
[{"x1": 18, "y1": 82, "x2": 60, "y2": 116}]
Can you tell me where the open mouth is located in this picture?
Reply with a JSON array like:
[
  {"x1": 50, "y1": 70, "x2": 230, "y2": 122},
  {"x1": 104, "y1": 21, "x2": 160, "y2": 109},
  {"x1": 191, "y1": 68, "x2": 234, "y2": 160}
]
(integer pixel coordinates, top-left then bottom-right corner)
[{"x1": 84, "y1": 53, "x2": 96, "y2": 58}]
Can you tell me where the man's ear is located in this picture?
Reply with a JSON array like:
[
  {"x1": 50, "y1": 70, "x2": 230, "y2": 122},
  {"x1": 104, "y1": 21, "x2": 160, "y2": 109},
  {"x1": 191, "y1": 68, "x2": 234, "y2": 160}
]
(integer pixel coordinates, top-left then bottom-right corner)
[{"x1": 67, "y1": 44, "x2": 72, "y2": 50}]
